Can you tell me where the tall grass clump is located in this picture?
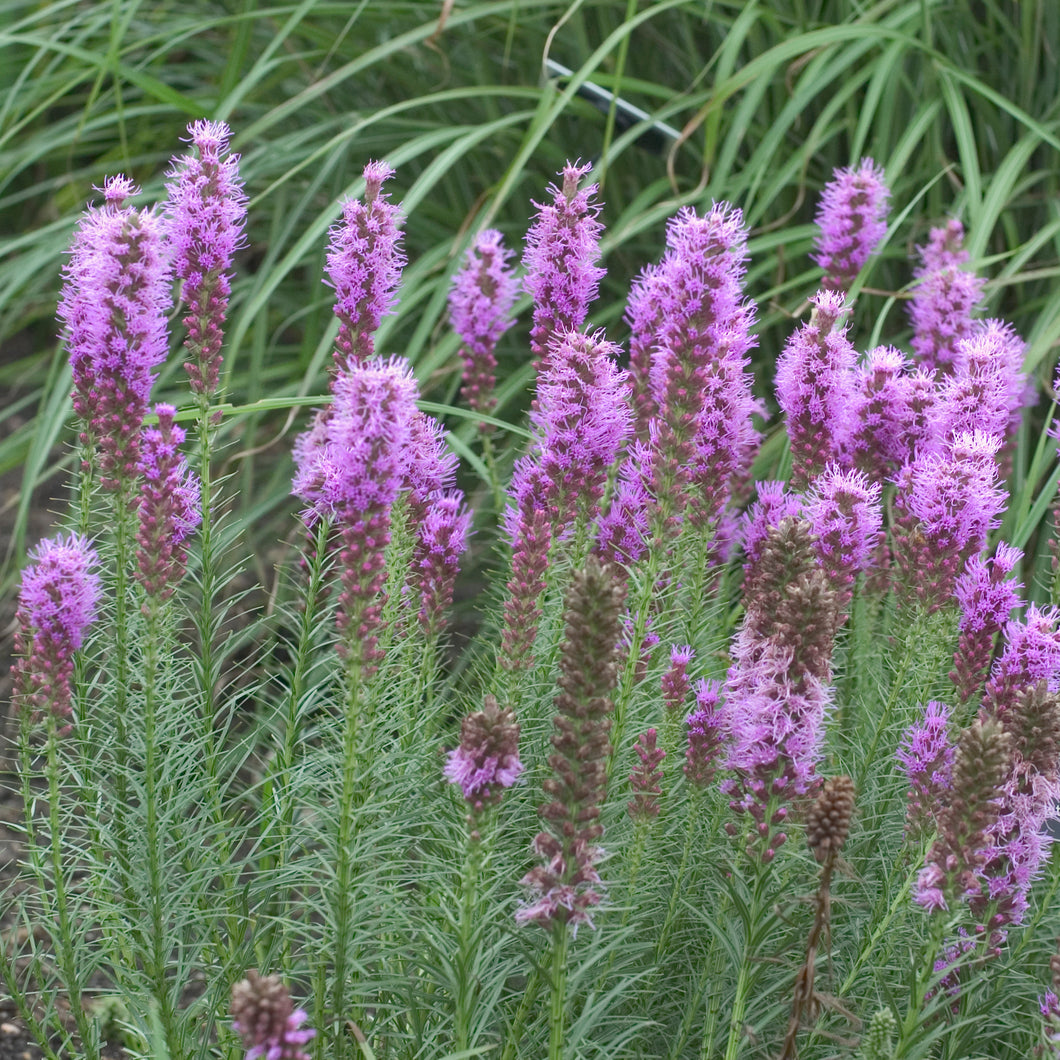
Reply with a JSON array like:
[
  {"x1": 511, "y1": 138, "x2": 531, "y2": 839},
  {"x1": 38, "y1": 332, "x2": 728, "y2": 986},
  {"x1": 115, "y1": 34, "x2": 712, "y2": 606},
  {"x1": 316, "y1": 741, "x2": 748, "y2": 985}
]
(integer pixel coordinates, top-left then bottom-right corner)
[{"x1": 4, "y1": 103, "x2": 1060, "y2": 1060}]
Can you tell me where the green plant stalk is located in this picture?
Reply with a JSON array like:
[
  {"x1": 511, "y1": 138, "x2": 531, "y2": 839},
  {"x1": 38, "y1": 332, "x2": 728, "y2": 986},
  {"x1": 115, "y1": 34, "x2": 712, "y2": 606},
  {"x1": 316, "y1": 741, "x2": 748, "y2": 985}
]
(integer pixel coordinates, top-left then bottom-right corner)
[
  {"x1": 499, "y1": 964, "x2": 544, "y2": 1060},
  {"x1": 656, "y1": 788, "x2": 707, "y2": 963},
  {"x1": 893, "y1": 916, "x2": 948, "y2": 1059},
  {"x1": 548, "y1": 920, "x2": 570, "y2": 1060},
  {"x1": 454, "y1": 817, "x2": 486, "y2": 1054},
  {"x1": 141, "y1": 593, "x2": 179, "y2": 1055}
]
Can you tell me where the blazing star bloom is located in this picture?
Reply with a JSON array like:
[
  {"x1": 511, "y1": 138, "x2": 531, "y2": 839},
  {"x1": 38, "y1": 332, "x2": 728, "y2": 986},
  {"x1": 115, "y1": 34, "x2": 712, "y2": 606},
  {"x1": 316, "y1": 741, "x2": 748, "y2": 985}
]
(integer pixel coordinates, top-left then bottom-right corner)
[
  {"x1": 897, "y1": 700, "x2": 955, "y2": 840},
  {"x1": 628, "y1": 729, "x2": 665, "y2": 823},
  {"x1": 518, "y1": 558, "x2": 625, "y2": 932},
  {"x1": 643, "y1": 204, "x2": 757, "y2": 531},
  {"x1": 326, "y1": 161, "x2": 405, "y2": 371},
  {"x1": 445, "y1": 694, "x2": 523, "y2": 812},
  {"x1": 775, "y1": 291, "x2": 859, "y2": 488},
  {"x1": 984, "y1": 605, "x2": 1060, "y2": 716},
  {"x1": 291, "y1": 357, "x2": 419, "y2": 669},
  {"x1": 892, "y1": 430, "x2": 1005, "y2": 609},
  {"x1": 662, "y1": 645, "x2": 695, "y2": 714},
  {"x1": 812, "y1": 158, "x2": 890, "y2": 292},
  {"x1": 950, "y1": 544, "x2": 1023, "y2": 703},
  {"x1": 593, "y1": 438, "x2": 652, "y2": 565},
  {"x1": 414, "y1": 492, "x2": 472, "y2": 638},
  {"x1": 510, "y1": 329, "x2": 632, "y2": 531},
  {"x1": 685, "y1": 679, "x2": 726, "y2": 789},
  {"x1": 230, "y1": 971, "x2": 314, "y2": 1060},
  {"x1": 165, "y1": 119, "x2": 247, "y2": 397},
  {"x1": 739, "y1": 481, "x2": 804, "y2": 612},
  {"x1": 522, "y1": 161, "x2": 605, "y2": 371},
  {"x1": 449, "y1": 229, "x2": 519, "y2": 428},
  {"x1": 626, "y1": 261, "x2": 667, "y2": 435},
  {"x1": 12, "y1": 535, "x2": 101, "y2": 724},
  {"x1": 909, "y1": 218, "x2": 984, "y2": 375},
  {"x1": 136, "y1": 404, "x2": 202, "y2": 601},
  {"x1": 59, "y1": 176, "x2": 172, "y2": 488},
  {"x1": 850, "y1": 346, "x2": 913, "y2": 477},
  {"x1": 804, "y1": 465, "x2": 882, "y2": 608}
]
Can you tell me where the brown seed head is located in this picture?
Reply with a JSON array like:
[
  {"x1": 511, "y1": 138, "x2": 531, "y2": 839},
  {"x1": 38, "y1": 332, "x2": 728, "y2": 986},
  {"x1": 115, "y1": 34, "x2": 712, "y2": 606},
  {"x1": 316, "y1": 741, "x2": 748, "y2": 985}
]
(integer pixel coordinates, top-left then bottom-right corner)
[{"x1": 805, "y1": 775, "x2": 855, "y2": 862}]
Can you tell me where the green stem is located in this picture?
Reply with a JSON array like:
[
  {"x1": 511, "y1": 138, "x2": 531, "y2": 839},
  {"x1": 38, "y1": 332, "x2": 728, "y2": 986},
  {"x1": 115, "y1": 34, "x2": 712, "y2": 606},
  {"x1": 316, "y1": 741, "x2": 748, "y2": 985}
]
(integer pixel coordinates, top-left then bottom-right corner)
[
  {"x1": 454, "y1": 820, "x2": 486, "y2": 1054},
  {"x1": 893, "y1": 916, "x2": 948, "y2": 1059},
  {"x1": 499, "y1": 966, "x2": 543, "y2": 1060},
  {"x1": 548, "y1": 922, "x2": 569, "y2": 1060}
]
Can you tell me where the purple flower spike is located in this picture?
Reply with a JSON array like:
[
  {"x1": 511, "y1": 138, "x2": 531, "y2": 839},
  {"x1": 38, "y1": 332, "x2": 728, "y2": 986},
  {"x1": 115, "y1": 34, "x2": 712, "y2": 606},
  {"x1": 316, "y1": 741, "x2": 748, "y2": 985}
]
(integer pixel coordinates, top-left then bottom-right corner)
[
  {"x1": 909, "y1": 218, "x2": 984, "y2": 375},
  {"x1": 136, "y1": 404, "x2": 202, "y2": 600},
  {"x1": 985, "y1": 605, "x2": 1060, "y2": 717},
  {"x1": 950, "y1": 543, "x2": 1023, "y2": 703},
  {"x1": 166, "y1": 119, "x2": 247, "y2": 397},
  {"x1": 685, "y1": 679, "x2": 726, "y2": 789},
  {"x1": 522, "y1": 160, "x2": 605, "y2": 372},
  {"x1": 449, "y1": 229, "x2": 519, "y2": 429},
  {"x1": 12, "y1": 535, "x2": 101, "y2": 725},
  {"x1": 445, "y1": 694, "x2": 523, "y2": 812},
  {"x1": 775, "y1": 291, "x2": 859, "y2": 488},
  {"x1": 593, "y1": 439, "x2": 652, "y2": 565},
  {"x1": 415, "y1": 492, "x2": 471, "y2": 638},
  {"x1": 230, "y1": 971, "x2": 314, "y2": 1060},
  {"x1": 804, "y1": 466, "x2": 882, "y2": 609},
  {"x1": 896, "y1": 700, "x2": 955, "y2": 840},
  {"x1": 291, "y1": 357, "x2": 419, "y2": 670},
  {"x1": 60, "y1": 177, "x2": 173, "y2": 488},
  {"x1": 626, "y1": 262, "x2": 667, "y2": 435},
  {"x1": 851, "y1": 345, "x2": 914, "y2": 477},
  {"x1": 628, "y1": 728, "x2": 665, "y2": 823},
  {"x1": 812, "y1": 158, "x2": 890, "y2": 292},
  {"x1": 326, "y1": 161, "x2": 406, "y2": 371},
  {"x1": 662, "y1": 645, "x2": 694, "y2": 714}
]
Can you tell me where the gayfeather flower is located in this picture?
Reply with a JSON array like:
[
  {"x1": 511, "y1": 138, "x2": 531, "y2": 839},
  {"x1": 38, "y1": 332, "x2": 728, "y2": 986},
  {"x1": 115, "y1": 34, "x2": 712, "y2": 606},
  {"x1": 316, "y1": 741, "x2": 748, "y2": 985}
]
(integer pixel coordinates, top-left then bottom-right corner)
[
  {"x1": 11, "y1": 535, "x2": 101, "y2": 724},
  {"x1": 950, "y1": 543, "x2": 1023, "y2": 703},
  {"x1": 850, "y1": 345, "x2": 913, "y2": 477},
  {"x1": 804, "y1": 465, "x2": 882, "y2": 608},
  {"x1": 404, "y1": 409, "x2": 460, "y2": 524},
  {"x1": 913, "y1": 719, "x2": 1012, "y2": 912},
  {"x1": 739, "y1": 481, "x2": 804, "y2": 613},
  {"x1": 662, "y1": 645, "x2": 694, "y2": 714},
  {"x1": 775, "y1": 291, "x2": 859, "y2": 488},
  {"x1": 445, "y1": 694, "x2": 523, "y2": 812},
  {"x1": 291, "y1": 357, "x2": 419, "y2": 669},
  {"x1": 136, "y1": 404, "x2": 202, "y2": 600},
  {"x1": 448, "y1": 229, "x2": 519, "y2": 428},
  {"x1": 522, "y1": 161, "x2": 605, "y2": 371},
  {"x1": 517, "y1": 557, "x2": 625, "y2": 931},
  {"x1": 723, "y1": 518, "x2": 842, "y2": 860},
  {"x1": 59, "y1": 176, "x2": 172, "y2": 488},
  {"x1": 685, "y1": 679, "x2": 726, "y2": 789},
  {"x1": 890, "y1": 366, "x2": 944, "y2": 466},
  {"x1": 326, "y1": 161, "x2": 405, "y2": 371},
  {"x1": 230, "y1": 971, "x2": 314, "y2": 1060},
  {"x1": 165, "y1": 119, "x2": 247, "y2": 397},
  {"x1": 909, "y1": 218, "x2": 984, "y2": 375},
  {"x1": 644, "y1": 204, "x2": 757, "y2": 533},
  {"x1": 510, "y1": 329, "x2": 632, "y2": 531},
  {"x1": 812, "y1": 158, "x2": 890, "y2": 292},
  {"x1": 891, "y1": 430, "x2": 1005, "y2": 609},
  {"x1": 804, "y1": 774, "x2": 855, "y2": 863},
  {"x1": 626, "y1": 261, "x2": 667, "y2": 435},
  {"x1": 414, "y1": 492, "x2": 471, "y2": 638},
  {"x1": 984, "y1": 605, "x2": 1060, "y2": 717},
  {"x1": 628, "y1": 729, "x2": 665, "y2": 823},
  {"x1": 593, "y1": 438, "x2": 652, "y2": 565},
  {"x1": 1040, "y1": 942, "x2": 1060, "y2": 1051},
  {"x1": 896, "y1": 700, "x2": 955, "y2": 840}
]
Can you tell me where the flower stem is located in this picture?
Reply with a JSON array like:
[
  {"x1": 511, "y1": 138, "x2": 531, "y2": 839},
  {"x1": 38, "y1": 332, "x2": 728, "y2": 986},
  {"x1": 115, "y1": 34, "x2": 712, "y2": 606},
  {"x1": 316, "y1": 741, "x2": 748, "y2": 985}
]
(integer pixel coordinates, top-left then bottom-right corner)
[{"x1": 548, "y1": 921, "x2": 570, "y2": 1060}]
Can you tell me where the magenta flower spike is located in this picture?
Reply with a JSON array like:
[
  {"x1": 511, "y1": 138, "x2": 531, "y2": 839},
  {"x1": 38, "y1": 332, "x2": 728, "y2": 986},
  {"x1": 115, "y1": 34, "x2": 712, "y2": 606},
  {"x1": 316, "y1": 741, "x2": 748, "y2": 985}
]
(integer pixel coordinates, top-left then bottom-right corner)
[
  {"x1": 12, "y1": 534, "x2": 101, "y2": 725},
  {"x1": 593, "y1": 438, "x2": 652, "y2": 565},
  {"x1": 775, "y1": 291, "x2": 859, "y2": 489},
  {"x1": 909, "y1": 218, "x2": 984, "y2": 375},
  {"x1": 136, "y1": 404, "x2": 202, "y2": 601},
  {"x1": 626, "y1": 261, "x2": 667, "y2": 435},
  {"x1": 59, "y1": 176, "x2": 172, "y2": 489},
  {"x1": 165, "y1": 119, "x2": 247, "y2": 397},
  {"x1": 414, "y1": 492, "x2": 472, "y2": 638},
  {"x1": 644, "y1": 203, "x2": 757, "y2": 531},
  {"x1": 628, "y1": 728, "x2": 665, "y2": 823},
  {"x1": 230, "y1": 971, "x2": 314, "y2": 1060},
  {"x1": 685, "y1": 679, "x2": 727, "y2": 789},
  {"x1": 326, "y1": 161, "x2": 406, "y2": 371},
  {"x1": 851, "y1": 345, "x2": 914, "y2": 477},
  {"x1": 662, "y1": 645, "x2": 694, "y2": 714},
  {"x1": 445, "y1": 694, "x2": 523, "y2": 812},
  {"x1": 448, "y1": 229, "x2": 519, "y2": 429},
  {"x1": 522, "y1": 160, "x2": 605, "y2": 372},
  {"x1": 291, "y1": 356, "x2": 419, "y2": 670},
  {"x1": 804, "y1": 465, "x2": 882, "y2": 608},
  {"x1": 812, "y1": 158, "x2": 889, "y2": 292},
  {"x1": 892, "y1": 430, "x2": 1005, "y2": 609},
  {"x1": 950, "y1": 543, "x2": 1023, "y2": 703},
  {"x1": 984, "y1": 605, "x2": 1060, "y2": 717},
  {"x1": 896, "y1": 700, "x2": 955, "y2": 840}
]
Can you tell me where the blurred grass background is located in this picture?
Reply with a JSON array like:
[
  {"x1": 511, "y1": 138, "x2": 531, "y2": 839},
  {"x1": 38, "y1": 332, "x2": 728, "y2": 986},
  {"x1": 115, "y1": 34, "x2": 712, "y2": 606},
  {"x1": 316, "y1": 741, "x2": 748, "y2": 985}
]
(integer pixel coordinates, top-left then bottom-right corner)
[{"x1": 2, "y1": 0, "x2": 1059, "y2": 594}]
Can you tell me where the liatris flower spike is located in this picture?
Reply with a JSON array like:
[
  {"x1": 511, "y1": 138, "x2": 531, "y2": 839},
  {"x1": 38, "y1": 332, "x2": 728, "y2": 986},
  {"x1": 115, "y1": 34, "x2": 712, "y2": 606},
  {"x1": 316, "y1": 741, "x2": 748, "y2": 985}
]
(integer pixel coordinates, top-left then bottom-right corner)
[
  {"x1": 326, "y1": 160, "x2": 406, "y2": 372},
  {"x1": 166, "y1": 119, "x2": 247, "y2": 397},
  {"x1": 60, "y1": 176, "x2": 172, "y2": 488},
  {"x1": 230, "y1": 971, "x2": 314, "y2": 1060},
  {"x1": 805, "y1": 775, "x2": 855, "y2": 864},
  {"x1": 445, "y1": 694, "x2": 523, "y2": 813},
  {"x1": 812, "y1": 158, "x2": 890, "y2": 292},
  {"x1": 11, "y1": 535, "x2": 101, "y2": 725},
  {"x1": 628, "y1": 729, "x2": 665, "y2": 823},
  {"x1": 685, "y1": 679, "x2": 726, "y2": 789},
  {"x1": 897, "y1": 700, "x2": 955, "y2": 841},
  {"x1": 522, "y1": 160, "x2": 604, "y2": 371},
  {"x1": 449, "y1": 229, "x2": 519, "y2": 428}
]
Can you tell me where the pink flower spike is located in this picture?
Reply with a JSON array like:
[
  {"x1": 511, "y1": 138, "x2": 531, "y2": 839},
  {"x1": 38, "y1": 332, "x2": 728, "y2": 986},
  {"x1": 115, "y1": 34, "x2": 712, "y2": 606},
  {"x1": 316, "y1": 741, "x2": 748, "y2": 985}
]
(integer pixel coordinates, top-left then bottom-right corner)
[
  {"x1": 445, "y1": 695, "x2": 523, "y2": 812},
  {"x1": 628, "y1": 729, "x2": 665, "y2": 822},
  {"x1": 812, "y1": 158, "x2": 890, "y2": 291}
]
